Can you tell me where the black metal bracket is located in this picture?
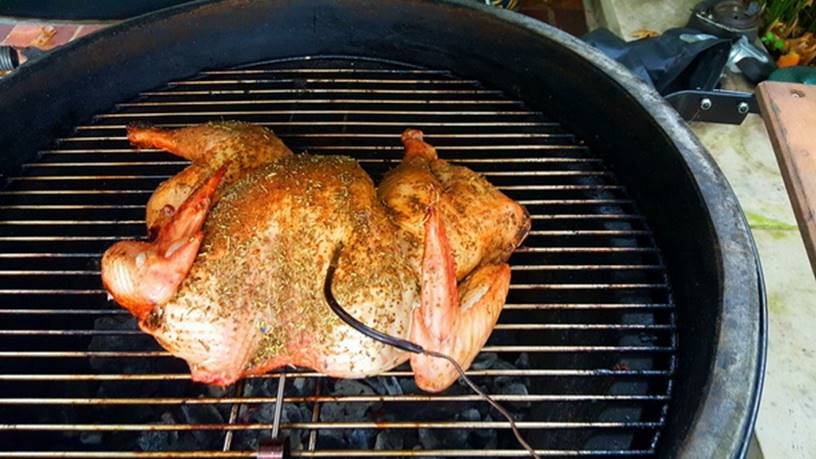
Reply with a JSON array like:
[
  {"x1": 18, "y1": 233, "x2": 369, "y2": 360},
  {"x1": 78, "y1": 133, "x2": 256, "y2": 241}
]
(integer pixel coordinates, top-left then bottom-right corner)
[{"x1": 665, "y1": 89, "x2": 758, "y2": 124}]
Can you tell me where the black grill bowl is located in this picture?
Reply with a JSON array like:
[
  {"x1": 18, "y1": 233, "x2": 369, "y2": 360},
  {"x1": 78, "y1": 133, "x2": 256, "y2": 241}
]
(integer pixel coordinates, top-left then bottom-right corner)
[{"x1": 0, "y1": 1, "x2": 765, "y2": 458}]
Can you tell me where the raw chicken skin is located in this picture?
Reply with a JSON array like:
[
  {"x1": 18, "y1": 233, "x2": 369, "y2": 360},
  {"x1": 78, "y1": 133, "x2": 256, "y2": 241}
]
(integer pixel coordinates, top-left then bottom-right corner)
[{"x1": 102, "y1": 122, "x2": 530, "y2": 392}]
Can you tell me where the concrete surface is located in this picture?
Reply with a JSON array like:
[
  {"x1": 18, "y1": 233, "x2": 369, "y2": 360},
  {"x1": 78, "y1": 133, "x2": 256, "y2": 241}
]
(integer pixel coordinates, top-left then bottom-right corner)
[
  {"x1": 582, "y1": 2, "x2": 816, "y2": 458},
  {"x1": 582, "y1": 0, "x2": 697, "y2": 39},
  {"x1": 692, "y1": 117, "x2": 816, "y2": 459}
]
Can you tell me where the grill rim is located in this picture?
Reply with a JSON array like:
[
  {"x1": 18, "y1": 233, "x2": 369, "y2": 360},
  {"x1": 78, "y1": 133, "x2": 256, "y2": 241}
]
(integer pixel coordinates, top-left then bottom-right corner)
[{"x1": 0, "y1": 0, "x2": 765, "y2": 457}]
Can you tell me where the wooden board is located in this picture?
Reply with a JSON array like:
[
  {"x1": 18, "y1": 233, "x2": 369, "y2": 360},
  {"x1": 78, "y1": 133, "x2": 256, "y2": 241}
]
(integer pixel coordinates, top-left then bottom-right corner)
[{"x1": 757, "y1": 81, "x2": 816, "y2": 275}]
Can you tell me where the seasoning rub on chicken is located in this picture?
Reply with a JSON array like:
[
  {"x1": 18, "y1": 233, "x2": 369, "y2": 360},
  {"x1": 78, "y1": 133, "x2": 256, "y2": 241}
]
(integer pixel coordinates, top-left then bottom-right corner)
[{"x1": 101, "y1": 122, "x2": 530, "y2": 392}]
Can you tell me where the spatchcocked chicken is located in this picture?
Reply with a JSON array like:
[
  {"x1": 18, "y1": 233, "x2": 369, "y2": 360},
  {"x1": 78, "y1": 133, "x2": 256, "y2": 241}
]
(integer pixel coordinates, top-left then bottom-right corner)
[{"x1": 102, "y1": 122, "x2": 530, "y2": 392}]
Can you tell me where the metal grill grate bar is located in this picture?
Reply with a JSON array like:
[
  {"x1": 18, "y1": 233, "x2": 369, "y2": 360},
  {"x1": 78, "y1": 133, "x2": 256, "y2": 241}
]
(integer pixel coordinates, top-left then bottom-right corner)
[
  {"x1": 0, "y1": 368, "x2": 673, "y2": 380},
  {"x1": 32, "y1": 158, "x2": 595, "y2": 164},
  {"x1": 75, "y1": 121, "x2": 562, "y2": 129},
  {"x1": 58, "y1": 133, "x2": 575, "y2": 141},
  {"x1": 0, "y1": 265, "x2": 663, "y2": 274},
  {"x1": 0, "y1": 302, "x2": 673, "y2": 314},
  {"x1": 142, "y1": 89, "x2": 510, "y2": 96},
  {"x1": 0, "y1": 449, "x2": 657, "y2": 457},
  {"x1": 198, "y1": 68, "x2": 453, "y2": 74},
  {"x1": 1, "y1": 421, "x2": 665, "y2": 431},
  {"x1": 0, "y1": 344, "x2": 675, "y2": 352},
  {"x1": 0, "y1": 394, "x2": 671, "y2": 405},
  {"x1": 167, "y1": 78, "x2": 483, "y2": 85},
  {"x1": 0, "y1": 185, "x2": 620, "y2": 194},
  {"x1": 117, "y1": 99, "x2": 524, "y2": 107},
  {"x1": 94, "y1": 110, "x2": 542, "y2": 119}
]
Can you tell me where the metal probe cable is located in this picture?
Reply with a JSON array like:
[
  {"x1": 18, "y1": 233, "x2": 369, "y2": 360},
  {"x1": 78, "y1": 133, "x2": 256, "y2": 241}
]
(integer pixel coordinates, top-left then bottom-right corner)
[{"x1": 324, "y1": 257, "x2": 541, "y2": 459}]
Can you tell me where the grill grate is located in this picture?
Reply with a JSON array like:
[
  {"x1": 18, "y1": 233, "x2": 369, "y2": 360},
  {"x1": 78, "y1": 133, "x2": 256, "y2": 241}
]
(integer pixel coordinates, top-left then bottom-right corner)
[{"x1": 0, "y1": 57, "x2": 676, "y2": 458}]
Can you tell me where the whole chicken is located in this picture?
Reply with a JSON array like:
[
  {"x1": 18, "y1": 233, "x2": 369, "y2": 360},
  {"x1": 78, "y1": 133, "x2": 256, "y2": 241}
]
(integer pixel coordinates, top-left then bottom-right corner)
[{"x1": 102, "y1": 122, "x2": 530, "y2": 392}]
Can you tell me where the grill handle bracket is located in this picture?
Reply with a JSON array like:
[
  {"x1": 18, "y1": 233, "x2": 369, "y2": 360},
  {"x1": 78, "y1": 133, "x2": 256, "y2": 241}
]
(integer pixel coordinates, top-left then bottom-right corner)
[{"x1": 666, "y1": 89, "x2": 758, "y2": 124}]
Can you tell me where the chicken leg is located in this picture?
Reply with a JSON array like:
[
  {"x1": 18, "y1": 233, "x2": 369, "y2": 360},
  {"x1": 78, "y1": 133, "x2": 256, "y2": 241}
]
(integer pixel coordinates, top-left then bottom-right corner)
[
  {"x1": 379, "y1": 129, "x2": 529, "y2": 280},
  {"x1": 127, "y1": 121, "x2": 293, "y2": 233}
]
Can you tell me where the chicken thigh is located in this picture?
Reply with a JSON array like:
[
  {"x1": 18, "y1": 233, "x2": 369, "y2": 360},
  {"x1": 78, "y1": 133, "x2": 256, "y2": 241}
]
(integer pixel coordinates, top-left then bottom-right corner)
[{"x1": 102, "y1": 122, "x2": 529, "y2": 392}]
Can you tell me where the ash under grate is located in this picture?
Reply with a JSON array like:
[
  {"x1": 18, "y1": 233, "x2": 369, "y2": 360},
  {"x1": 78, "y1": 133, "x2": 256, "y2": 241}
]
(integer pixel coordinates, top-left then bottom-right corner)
[{"x1": 0, "y1": 56, "x2": 676, "y2": 458}]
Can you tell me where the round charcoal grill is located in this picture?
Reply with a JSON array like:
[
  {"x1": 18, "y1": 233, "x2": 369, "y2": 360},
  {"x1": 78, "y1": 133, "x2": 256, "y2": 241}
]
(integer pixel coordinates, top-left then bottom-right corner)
[{"x1": 0, "y1": 1, "x2": 764, "y2": 458}]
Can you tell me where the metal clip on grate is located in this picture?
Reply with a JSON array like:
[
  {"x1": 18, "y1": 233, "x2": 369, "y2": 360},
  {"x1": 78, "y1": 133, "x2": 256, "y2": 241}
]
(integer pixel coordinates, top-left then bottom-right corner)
[{"x1": 0, "y1": 56, "x2": 677, "y2": 458}]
